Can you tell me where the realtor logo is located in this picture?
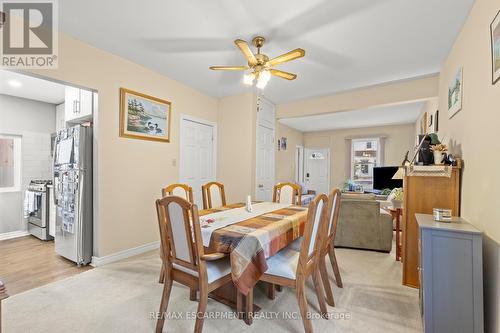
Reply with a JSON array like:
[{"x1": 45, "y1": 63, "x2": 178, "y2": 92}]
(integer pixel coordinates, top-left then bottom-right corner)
[{"x1": 0, "y1": 0, "x2": 58, "y2": 68}]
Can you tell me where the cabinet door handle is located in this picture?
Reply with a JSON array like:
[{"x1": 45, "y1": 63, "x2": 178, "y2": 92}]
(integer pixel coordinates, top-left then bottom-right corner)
[
  {"x1": 73, "y1": 100, "x2": 76, "y2": 113},
  {"x1": 75, "y1": 100, "x2": 80, "y2": 114}
]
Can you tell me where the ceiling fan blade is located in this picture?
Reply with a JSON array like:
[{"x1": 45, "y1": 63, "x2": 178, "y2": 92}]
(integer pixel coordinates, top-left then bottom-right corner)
[
  {"x1": 270, "y1": 69, "x2": 297, "y2": 80},
  {"x1": 234, "y1": 39, "x2": 258, "y2": 66},
  {"x1": 209, "y1": 66, "x2": 248, "y2": 71},
  {"x1": 267, "y1": 48, "x2": 305, "y2": 67}
]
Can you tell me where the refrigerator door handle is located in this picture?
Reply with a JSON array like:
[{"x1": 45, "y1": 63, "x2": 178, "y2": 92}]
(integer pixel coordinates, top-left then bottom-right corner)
[{"x1": 77, "y1": 170, "x2": 85, "y2": 266}]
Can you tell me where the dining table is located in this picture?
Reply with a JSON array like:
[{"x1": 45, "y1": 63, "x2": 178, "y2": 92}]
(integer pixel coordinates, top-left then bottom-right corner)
[{"x1": 198, "y1": 201, "x2": 309, "y2": 323}]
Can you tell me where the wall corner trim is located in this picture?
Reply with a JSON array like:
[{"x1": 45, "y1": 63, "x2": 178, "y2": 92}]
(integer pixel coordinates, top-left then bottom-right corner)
[{"x1": 90, "y1": 240, "x2": 160, "y2": 267}]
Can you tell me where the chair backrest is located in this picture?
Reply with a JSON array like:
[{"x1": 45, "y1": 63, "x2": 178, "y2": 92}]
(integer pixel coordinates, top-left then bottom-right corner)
[
  {"x1": 326, "y1": 188, "x2": 342, "y2": 246},
  {"x1": 201, "y1": 182, "x2": 226, "y2": 209},
  {"x1": 296, "y1": 194, "x2": 328, "y2": 275},
  {"x1": 156, "y1": 196, "x2": 206, "y2": 275},
  {"x1": 162, "y1": 183, "x2": 194, "y2": 203},
  {"x1": 272, "y1": 182, "x2": 301, "y2": 205}
]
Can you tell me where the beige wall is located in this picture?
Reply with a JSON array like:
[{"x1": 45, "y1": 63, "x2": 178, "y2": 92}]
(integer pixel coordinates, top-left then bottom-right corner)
[
  {"x1": 277, "y1": 75, "x2": 439, "y2": 118},
  {"x1": 29, "y1": 34, "x2": 218, "y2": 257},
  {"x1": 275, "y1": 123, "x2": 303, "y2": 183},
  {"x1": 304, "y1": 123, "x2": 415, "y2": 189},
  {"x1": 434, "y1": 0, "x2": 500, "y2": 330},
  {"x1": 415, "y1": 98, "x2": 438, "y2": 139},
  {"x1": 217, "y1": 92, "x2": 257, "y2": 203}
]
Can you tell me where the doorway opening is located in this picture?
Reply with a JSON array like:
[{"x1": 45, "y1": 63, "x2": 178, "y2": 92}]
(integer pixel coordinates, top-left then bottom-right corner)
[{"x1": 0, "y1": 69, "x2": 98, "y2": 295}]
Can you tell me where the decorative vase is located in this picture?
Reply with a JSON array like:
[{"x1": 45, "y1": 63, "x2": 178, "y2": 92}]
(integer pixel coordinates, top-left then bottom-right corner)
[
  {"x1": 391, "y1": 199, "x2": 403, "y2": 209},
  {"x1": 433, "y1": 151, "x2": 444, "y2": 165}
]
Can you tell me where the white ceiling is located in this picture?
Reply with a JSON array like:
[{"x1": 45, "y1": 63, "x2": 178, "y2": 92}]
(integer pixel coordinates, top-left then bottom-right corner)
[
  {"x1": 279, "y1": 101, "x2": 424, "y2": 132},
  {"x1": 59, "y1": 0, "x2": 474, "y2": 104},
  {"x1": 0, "y1": 70, "x2": 65, "y2": 104}
]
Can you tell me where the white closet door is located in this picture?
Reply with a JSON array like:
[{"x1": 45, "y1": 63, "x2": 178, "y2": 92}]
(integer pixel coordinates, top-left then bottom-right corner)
[{"x1": 180, "y1": 118, "x2": 215, "y2": 207}]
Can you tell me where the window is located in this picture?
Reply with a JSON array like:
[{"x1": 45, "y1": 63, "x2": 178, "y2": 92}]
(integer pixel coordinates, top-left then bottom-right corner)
[
  {"x1": 0, "y1": 134, "x2": 21, "y2": 192},
  {"x1": 351, "y1": 138, "x2": 381, "y2": 190}
]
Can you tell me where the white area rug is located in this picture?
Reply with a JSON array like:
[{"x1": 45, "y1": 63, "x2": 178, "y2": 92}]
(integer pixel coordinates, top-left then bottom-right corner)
[{"x1": 3, "y1": 246, "x2": 422, "y2": 333}]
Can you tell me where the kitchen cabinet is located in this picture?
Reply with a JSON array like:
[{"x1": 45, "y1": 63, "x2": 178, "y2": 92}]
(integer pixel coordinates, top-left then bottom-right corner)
[
  {"x1": 55, "y1": 103, "x2": 65, "y2": 132},
  {"x1": 65, "y1": 86, "x2": 93, "y2": 122}
]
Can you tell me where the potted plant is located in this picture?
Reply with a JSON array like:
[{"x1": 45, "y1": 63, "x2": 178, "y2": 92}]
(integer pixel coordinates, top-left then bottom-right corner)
[
  {"x1": 389, "y1": 188, "x2": 404, "y2": 208},
  {"x1": 431, "y1": 143, "x2": 448, "y2": 165}
]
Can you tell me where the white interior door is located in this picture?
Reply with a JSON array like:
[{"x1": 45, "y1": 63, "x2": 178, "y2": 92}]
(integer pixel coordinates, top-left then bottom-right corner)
[
  {"x1": 180, "y1": 117, "x2": 216, "y2": 207},
  {"x1": 256, "y1": 125, "x2": 275, "y2": 201},
  {"x1": 304, "y1": 148, "x2": 330, "y2": 195},
  {"x1": 255, "y1": 98, "x2": 275, "y2": 201}
]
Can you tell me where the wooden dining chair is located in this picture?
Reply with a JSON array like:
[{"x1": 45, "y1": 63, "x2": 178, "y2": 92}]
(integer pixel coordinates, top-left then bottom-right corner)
[
  {"x1": 201, "y1": 181, "x2": 226, "y2": 209},
  {"x1": 155, "y1": 196, "x2": 232, "y2": 333},
  {"x1": 162, "y1": 183, "x2": 194, "y2": 203},
  {"x1": 318, "y1": 188, "x2": 343, "y2": 307},
  {"x1": 272, "y1": 182, "x2": 301, "y2": 205},
  {"x1": 258, "y1": 194, "x2": 330, "y2": 333},
  {"x1": 158, "y1": 183, "x2": 194, "y2": 284}
]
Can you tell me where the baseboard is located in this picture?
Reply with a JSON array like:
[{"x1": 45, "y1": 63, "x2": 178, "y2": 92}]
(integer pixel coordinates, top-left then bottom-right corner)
[
  {"x1": 0, "y1": 230, "x2": 29, "y2": 241},
  {"x1": 90, "y1": 240, "x2": 160, "y2": 267}
]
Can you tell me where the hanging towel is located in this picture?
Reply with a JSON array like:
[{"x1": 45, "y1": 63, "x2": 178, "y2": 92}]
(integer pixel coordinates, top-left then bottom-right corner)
[{"x1": 23, "y1": 190, "x2": 39, "y2": 217}]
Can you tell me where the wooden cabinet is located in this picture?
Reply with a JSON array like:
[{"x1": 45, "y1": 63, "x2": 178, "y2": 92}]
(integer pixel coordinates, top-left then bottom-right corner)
[
  {"x1": 402, "y1": 166, "x2": 460, "y2": 288},
  {"x1": 417, "y1": 214, "x2": 483, "y2": 333},
  {"x1": 65, "y1": 86, "x2": 93, "y2": 122}
]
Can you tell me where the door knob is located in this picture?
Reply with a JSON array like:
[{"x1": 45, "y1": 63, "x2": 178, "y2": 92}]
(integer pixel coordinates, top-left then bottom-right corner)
[{"x1": 258, "y1": 184, "x2": 264, "y2": 188}]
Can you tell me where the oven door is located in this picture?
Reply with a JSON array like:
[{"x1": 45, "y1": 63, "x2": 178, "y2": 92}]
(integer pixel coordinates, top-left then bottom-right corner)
[{"x1": 28, "y1": 192, "x2": 47, "y2": 228}]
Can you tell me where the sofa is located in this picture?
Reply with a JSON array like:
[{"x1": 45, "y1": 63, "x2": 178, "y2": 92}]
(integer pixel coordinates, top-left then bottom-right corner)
[
  {"x1": 335, "y1": 193, "x2": 393, "y2": 252},
  {"x1": 294, "y1": 182, "x2": 316, "y2": 206}
]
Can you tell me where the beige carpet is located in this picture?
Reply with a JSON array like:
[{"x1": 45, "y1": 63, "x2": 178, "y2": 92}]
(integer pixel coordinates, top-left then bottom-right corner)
[{"x1": 3, "y1": 246, "x2": 422, "y2": 333}]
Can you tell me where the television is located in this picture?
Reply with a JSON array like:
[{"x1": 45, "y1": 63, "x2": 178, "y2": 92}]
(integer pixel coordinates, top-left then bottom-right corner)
[{"x1": 373, "y1": 166, "x2": 402, "y2": 190}]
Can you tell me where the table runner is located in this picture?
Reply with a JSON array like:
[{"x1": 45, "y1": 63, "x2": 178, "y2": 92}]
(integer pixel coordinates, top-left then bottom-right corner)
[
  {"x1": 201, "y1": 203, "x2": 308, "y2": 295},
  {"x1": 200, "y1": 202, "x2": 290, "y2": 246}
]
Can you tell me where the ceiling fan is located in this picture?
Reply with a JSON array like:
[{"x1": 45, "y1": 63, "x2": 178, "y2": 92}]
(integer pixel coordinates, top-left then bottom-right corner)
[{"x1": 209, "y1": 36, "x2": 305, "y2": 89}]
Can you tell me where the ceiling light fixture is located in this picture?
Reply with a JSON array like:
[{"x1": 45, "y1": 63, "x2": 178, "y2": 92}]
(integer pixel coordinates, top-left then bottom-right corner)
[
  {"x1": 256, "y1": 70, "x2": 271, "y2": 89},
  {"x1": 243, "y1": 72, "x2": 255, "y2": 85},
  {"x1": 210, "y1": 36, "x2": 304, "y2": 90},
  {"x1": 7, "y1": 80, "x2": 22, "y2": 88}
]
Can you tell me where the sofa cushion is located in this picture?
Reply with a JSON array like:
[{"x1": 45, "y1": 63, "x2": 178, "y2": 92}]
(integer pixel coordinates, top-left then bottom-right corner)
[
  {"x1": 300, "y1": 194, "x2": 315, "y2": 206},
  {"x1": 297, "y1": 181, "x2": 308, "y2": 195}
]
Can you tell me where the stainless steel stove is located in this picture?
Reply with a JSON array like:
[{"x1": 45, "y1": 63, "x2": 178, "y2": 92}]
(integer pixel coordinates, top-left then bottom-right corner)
[{"x1": 25, "y1": 180, "x2": 54, "y2": 240}]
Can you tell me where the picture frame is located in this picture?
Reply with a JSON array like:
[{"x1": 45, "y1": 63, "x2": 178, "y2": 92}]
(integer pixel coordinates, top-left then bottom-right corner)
[
  {"x1": 119, "y1": 88, "x2": 171, "y2": 143},
  {"x1": 491, "y1": 10, "x2": 500, "y2": 85},
  {"x1": 448, "y1": 67, "x2": 463, "y2": 119},
  {"x1": 434, "y1": 110, "x2": 439, "y2": 133},
  {"x1": 280, "y1": 137, "x2": 287, "y2": 151}
]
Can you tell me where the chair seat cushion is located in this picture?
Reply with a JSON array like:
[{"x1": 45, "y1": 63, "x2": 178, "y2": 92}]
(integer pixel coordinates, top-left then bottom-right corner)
[
  {"x1": 264, "y1": 247, "x2": 300, "y2": 280},
  {"x1": 173, "y1": 258, "x2": 231, "y2": 283}
]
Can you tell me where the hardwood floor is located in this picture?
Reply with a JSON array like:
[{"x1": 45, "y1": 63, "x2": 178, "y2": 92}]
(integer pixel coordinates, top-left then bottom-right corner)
[{"x1": 0, "y1": 236, "x2": 92, "y2": 296}]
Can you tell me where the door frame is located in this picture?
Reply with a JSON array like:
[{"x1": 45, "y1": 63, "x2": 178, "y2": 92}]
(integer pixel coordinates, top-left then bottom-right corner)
[
  {"x1": 295, "y1": 145, "x2": 304, "y2": 183},
  {"x1": 304, "y1": 147, "x2": 331, "y2": 194},
  {"x1": 179, "y1": 114, "x2": 218, "y2": 185}
]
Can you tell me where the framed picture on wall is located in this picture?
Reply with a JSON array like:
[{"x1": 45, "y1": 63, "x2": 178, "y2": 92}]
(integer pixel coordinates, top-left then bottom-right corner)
[
  {"x1": 119, "y1": 88, "x2": 172, "y2": 142},
  {"x1": 448, "y1": 67, "x2": 463, "y2": 119},
  {"x1": 491, "y1": 10, "x2": 500, "y2": 84},
  {"x1": 434, "y1": 110, "x2": 439, "y2": 132}
]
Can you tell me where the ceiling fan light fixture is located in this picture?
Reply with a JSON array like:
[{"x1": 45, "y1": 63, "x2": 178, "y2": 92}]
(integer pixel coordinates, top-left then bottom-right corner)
[
  {"x1": 256, "y1": 70, "x2": 271, "y2": 89},
  {"x1": 243, "y1": 72, "x2": 255, "y2": 85}
]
